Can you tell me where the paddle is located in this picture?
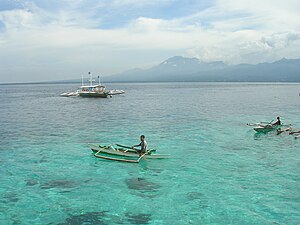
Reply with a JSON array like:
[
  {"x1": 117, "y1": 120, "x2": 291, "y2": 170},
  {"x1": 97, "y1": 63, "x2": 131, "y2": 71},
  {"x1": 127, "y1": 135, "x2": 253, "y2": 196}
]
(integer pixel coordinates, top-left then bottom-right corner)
[
  {"x1": 260, "y1": 121, "x2": 273, "y2": 124},
  {"x1": 137, "y1": 152, "x2": 148, "y2": 162},
  {"x1": 248, "y1": 120, "x2": 274, "y2": 127}
]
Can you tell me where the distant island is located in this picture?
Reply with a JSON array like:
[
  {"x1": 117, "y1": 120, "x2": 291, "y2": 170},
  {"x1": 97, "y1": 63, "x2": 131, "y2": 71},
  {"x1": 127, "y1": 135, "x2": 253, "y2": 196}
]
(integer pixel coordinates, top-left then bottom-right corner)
[
  {"x1": 101, "y1": 56, "x2": 300, "y2": 82},
  {"x1": 3, "y1": 56, "x2": 299, "y2": 85}
]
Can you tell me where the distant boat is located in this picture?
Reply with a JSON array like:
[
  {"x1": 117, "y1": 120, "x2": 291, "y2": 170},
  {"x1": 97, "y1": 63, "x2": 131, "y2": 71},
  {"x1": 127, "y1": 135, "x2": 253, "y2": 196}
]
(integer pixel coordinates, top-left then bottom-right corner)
[
  {"x1": 60, "y1": 72, "x2": 125, "y2": 98},
  {"x1": 253, "y1": 124, "x2": 291, "y2": 133},
  {"x1": 78, "y1": 84, "x2": 111, "y2": 98}
]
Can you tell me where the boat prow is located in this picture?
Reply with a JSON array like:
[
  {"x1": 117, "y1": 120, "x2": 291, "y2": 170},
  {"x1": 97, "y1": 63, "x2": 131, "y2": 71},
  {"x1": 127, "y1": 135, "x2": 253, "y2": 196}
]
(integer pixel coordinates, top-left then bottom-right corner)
[
  {"x1": 60, "y1": 91, "x2": 79, "y2": 97},
  {"x1": 108, "y1": 90, "x2": 125, "y2": 95}
]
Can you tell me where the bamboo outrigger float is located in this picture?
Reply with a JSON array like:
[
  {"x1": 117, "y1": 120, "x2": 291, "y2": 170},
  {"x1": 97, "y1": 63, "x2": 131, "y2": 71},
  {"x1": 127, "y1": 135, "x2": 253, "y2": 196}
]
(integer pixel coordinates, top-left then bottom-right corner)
[{"x1": 89, "y1": 144, "x2": 170, "y2": 163}]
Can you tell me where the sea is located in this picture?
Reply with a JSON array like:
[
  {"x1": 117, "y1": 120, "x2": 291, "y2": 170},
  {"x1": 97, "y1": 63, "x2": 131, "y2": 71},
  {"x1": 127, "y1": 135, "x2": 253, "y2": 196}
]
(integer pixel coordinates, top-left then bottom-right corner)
[{"x1": 0, "y1": 82, "x2": 299, "y2": 225}]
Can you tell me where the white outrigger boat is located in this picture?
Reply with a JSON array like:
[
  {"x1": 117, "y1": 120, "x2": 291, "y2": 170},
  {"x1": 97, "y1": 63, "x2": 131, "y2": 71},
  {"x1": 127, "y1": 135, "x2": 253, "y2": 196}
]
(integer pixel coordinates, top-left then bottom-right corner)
[
  {"x1": 60, "y1": 72, "x2": 125, "y2": 98},
  {"x1": 89, "y1": 144, "x2": 170, "y2": 163}
]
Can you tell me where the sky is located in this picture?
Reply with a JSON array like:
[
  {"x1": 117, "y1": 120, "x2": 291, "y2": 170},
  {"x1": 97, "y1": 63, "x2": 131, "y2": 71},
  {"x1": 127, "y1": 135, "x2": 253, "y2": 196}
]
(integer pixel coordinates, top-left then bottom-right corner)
[{"x1": 0, "y1": 0, "x2": 300, "y2": 83}]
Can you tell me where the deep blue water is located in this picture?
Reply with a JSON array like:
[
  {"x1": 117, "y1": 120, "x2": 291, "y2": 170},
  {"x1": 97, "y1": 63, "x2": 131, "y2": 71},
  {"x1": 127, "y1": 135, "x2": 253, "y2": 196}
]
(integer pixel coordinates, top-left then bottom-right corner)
[{"x1": 0, "y1": 82, "x2": 299, "y2": 224}]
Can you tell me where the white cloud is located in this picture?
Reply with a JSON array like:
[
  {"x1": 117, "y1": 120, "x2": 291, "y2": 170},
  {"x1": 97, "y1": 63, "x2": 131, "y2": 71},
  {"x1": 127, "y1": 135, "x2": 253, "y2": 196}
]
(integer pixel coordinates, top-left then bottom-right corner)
[
  {"x1": 110, "y1": 0, "x2": 172, "y2": 7},
  {"x1": 0, "y1": 0, "x2": 300, "y2": 82},
  {"x1": 214, "y1": 0, "x2": 300, "y2": 31},
  {"x1": 0, "y1": 9, "x2": 36, "y2": 29}
]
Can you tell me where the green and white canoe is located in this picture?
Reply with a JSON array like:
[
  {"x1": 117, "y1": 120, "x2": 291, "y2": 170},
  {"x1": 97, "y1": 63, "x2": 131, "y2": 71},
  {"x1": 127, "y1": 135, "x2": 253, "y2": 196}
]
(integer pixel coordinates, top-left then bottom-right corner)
[
  {"x1": 253, "y1": 124, "x2": 291, "y2": 133},
  {"x1": 89, "y1": 144, "x2": 170, "y2": 163},
  {"x1": 253, "y1": 125, "x2": 280, "y2": 133}
]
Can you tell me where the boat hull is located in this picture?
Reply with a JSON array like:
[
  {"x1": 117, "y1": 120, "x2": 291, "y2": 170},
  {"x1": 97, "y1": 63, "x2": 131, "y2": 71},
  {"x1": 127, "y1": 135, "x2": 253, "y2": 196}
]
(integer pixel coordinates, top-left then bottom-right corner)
[
  {"x1": 79, "y1": 92, "x2": 111, "y2": 98},
  {"x1": 89, "y1": 144, "x2": 170, "y2": 159},
  {"x1": 253, "y1": 125, "x2": 281, "y2": 133}
]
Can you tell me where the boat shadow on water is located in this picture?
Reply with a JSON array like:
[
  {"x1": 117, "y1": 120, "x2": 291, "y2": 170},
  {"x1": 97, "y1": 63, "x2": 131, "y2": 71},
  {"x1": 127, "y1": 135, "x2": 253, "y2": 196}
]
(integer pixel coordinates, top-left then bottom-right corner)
[
  {"x1": 125, "y1": 177, "x2": 161, "y2": 199},
  {"x1": 57, "y1": 210, "x2": 152, "y2": 225},
  {"x1": 253, "y1": 132, "x2": 275, "y2": 139}
]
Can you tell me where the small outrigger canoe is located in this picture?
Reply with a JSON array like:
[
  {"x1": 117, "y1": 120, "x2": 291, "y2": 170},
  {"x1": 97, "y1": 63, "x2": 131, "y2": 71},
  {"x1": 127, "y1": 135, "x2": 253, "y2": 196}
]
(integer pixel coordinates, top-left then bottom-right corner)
[
  {"x1": 89, "y1": 144, "x2": 170, "y2": 163},
  {"x1": 253, "y1": 125, "x2": 281, "y2": 133},
  {"x1": 253, "y1": 124, "x2": 292, "y2": 133}
]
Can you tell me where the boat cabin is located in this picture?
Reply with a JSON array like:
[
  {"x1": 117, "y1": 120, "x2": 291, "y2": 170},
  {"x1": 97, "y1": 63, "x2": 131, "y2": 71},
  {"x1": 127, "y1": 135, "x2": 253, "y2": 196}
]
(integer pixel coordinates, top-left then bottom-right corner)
[{"x1": 79, "y1": 85, "x2": 106, "y2": 93}]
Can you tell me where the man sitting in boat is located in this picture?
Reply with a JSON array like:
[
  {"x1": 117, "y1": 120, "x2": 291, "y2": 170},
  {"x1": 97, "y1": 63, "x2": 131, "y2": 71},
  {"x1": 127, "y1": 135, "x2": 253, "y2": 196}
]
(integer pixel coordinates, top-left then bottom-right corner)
[
  {"x1": 132, "y1": 135, "x2": 148, "y2": 156},
  {"x1": 272, "y1": 117, "x2": 281, "y2": 126}
]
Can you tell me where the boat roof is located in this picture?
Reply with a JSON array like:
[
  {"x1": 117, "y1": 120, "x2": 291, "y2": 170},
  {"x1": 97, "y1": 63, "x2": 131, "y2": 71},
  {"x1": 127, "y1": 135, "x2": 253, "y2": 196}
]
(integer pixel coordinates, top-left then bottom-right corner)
[{"x1": 80, "y1": 85, "x2": 105, "y2": 88}]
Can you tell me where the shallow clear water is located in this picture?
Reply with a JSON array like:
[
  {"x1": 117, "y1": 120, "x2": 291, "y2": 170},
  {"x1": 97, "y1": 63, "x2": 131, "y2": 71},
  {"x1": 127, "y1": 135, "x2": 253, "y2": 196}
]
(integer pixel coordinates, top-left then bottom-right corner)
[{"x1": 0, "y1": 82, "x2": 299, "y2": 225}]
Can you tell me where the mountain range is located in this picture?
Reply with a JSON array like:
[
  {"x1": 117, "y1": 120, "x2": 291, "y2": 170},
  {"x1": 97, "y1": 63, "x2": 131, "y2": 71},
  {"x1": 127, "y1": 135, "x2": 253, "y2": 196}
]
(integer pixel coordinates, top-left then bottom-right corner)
[{"x1": 102, "y1": 56, "x2": 300, "y2": 82}]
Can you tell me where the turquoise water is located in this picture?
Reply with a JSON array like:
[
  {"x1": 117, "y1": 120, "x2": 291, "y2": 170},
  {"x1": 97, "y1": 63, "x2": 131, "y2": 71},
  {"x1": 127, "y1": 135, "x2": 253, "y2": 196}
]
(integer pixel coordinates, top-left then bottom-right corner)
[{"x1": 0, "y1": 82, "x2": 299, "y2": 225}]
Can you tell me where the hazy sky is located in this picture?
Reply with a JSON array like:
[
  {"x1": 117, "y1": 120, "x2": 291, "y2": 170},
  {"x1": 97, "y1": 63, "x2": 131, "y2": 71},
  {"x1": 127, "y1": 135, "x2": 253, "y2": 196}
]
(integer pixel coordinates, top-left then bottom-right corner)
[{"x1": 0, "y1": 0, "x2": 300, "y2": 83}]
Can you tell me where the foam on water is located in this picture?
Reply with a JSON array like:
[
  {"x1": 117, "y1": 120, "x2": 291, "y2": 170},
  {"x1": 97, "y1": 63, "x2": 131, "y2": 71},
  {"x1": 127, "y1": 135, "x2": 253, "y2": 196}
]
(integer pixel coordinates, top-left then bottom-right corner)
[{"x1": 0, "y1": 82, "x2": 299, "y2": 224}]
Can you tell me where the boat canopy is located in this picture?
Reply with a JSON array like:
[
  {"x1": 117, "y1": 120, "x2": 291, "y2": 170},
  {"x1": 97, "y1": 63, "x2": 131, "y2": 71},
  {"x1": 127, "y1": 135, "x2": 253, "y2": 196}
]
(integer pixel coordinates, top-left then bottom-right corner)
[
  {"x1": 80, "y1": 85, "x2": 105, "y2": 88},
  {"x1": 79, "y1": 85, "x2": 106, "y2": 93}
]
